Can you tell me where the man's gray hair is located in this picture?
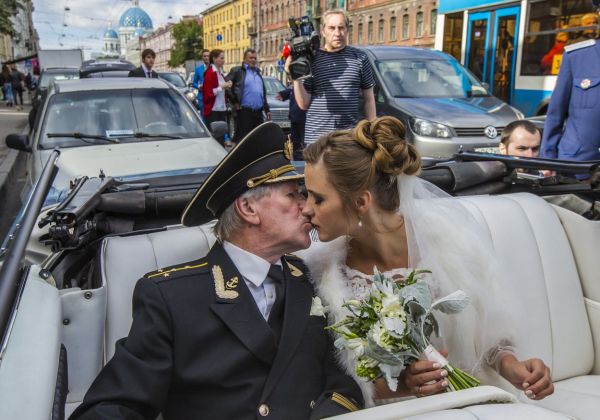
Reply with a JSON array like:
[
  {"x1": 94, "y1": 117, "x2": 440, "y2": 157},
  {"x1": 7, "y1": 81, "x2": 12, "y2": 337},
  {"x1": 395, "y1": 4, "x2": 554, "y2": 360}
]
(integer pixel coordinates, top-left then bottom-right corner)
[
  {"x1": 213, "y1": 184, "x2": 274, "y2": 241},
  {"x1": 321, "y1": 9, "x2": 350, "y2": 29}
]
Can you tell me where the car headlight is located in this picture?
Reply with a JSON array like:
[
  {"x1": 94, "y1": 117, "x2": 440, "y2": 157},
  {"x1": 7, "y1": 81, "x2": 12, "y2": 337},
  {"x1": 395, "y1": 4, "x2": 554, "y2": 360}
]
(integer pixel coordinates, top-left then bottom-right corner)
[
  {"x1": 410, "y1": 118, "x2": 453, "y2": 138},
  {"x1": 185, "y1": 90, "x2": 196, "y2": 101}
]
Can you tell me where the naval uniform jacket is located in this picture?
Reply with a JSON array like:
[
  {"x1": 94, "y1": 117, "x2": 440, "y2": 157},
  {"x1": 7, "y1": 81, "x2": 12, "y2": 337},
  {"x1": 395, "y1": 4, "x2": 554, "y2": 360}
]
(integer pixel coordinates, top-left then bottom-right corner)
[
  {"x1": 541, "y1": 39, "x2": 600, "y2": 161},
  {"x1": 70, "y1": 243, "x2": 363, "y2": 420}
]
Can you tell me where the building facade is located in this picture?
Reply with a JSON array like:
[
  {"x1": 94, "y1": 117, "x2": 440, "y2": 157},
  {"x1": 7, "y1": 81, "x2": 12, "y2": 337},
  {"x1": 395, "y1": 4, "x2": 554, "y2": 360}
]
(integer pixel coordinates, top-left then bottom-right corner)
[
  {"x1": 9, "y1": 0, "x2": 39, "y2": 60},
  {"x1": 202, "y1": 0, "x2": 252, "y2": 72},
  {"x1": 139, "y1": 23, "x2": 175, "y2": 72},
  {"x1": 346, "y1": 0, "x2": 437, "y2": 48}
]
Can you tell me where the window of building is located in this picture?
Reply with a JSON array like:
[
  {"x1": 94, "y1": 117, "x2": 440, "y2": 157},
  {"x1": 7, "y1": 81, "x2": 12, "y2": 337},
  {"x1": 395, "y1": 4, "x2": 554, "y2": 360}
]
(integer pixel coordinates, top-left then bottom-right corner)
[
  {"x1": 522, "y1": 0, "x2": 596, "y2": 75},
  {"x1": 368, "y1": 20, "x2": 373, "y2": 43},
  {"x1": 358, "y1": 22, "x2": 363, "y2": 44},
  {"x1": 378, "y1": 19, "x2": 385, "y2": 43},
  {"x1": 430, "y1": 9, "x2": 437, "y2": 35},
  {"x1": 349, "y1": 24, "x2": 353, "y2": 44},
  {"x1": 390, "y1": 16, "x2": 397, "y2": 41},
  {"x1": 402, "y1": 14, "x2": 409, "y2": 39},
  {"x1": 416, "y1": 12, "x2": 424, "y2": 37},
  {"x1": 276, "y1": 6, "x2": 279, "y2": 23}
]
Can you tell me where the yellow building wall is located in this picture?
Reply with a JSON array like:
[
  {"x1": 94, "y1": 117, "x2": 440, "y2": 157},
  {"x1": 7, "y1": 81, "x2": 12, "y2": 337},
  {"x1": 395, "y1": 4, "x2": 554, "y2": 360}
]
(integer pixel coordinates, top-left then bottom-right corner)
[{"x1": 203, "y1": 0, "x2": 252, "y2": 72}]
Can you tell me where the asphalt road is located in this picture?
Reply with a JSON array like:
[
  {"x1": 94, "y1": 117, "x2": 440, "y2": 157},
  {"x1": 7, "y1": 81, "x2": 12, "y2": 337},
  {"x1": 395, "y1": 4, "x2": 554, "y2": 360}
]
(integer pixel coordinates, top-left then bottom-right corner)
[{"x1": 0, "y1": 105, "x2": 29, "y2": 242}]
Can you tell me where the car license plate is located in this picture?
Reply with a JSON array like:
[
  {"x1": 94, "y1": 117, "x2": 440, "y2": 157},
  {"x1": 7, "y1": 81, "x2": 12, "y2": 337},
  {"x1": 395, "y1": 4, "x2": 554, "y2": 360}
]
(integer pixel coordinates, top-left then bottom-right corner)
[
  {"x1": 474, "y1": 146, "x2": 500, "y2": 154},
  {"x1": 276, "y1": 121, "x2": 291, "y2": 128}
]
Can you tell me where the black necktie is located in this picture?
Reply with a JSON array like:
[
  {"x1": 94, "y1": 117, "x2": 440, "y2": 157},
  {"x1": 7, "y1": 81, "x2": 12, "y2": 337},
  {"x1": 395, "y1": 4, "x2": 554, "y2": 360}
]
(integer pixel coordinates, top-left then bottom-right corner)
[{"x1": 267, "y1": 264, "x2": 285, "y2": 343}]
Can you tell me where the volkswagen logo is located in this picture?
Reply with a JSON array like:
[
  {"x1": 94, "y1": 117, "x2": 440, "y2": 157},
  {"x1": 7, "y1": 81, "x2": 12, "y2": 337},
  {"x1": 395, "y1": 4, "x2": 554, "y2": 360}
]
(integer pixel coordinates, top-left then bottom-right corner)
[{"x1": 484, "y1": 126, "x2": 498, "y2": 139}]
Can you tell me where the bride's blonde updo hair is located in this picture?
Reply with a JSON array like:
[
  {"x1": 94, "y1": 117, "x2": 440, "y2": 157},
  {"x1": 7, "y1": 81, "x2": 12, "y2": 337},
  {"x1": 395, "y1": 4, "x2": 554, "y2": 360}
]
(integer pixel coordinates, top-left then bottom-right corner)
[{"x1": 303, "y1": 116, "x2": 421, "y2": 212}]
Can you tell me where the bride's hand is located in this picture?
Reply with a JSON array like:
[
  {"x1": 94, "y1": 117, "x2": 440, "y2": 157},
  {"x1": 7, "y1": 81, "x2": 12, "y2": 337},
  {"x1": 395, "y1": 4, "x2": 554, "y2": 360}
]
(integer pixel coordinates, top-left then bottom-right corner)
[
  {"x1": 400, "y1": 350, "x2": 450, "y2": 397},
  {"x1": 499, "y1": 355, "x2": 554, "y2": 400}
]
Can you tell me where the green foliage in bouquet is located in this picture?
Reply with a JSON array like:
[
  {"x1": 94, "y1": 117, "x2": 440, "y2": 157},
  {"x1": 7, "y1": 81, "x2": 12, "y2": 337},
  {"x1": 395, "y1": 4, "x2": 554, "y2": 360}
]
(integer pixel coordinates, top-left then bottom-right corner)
[{"x1": 326, "y1": 268, "x2": 480, "y2": 392}]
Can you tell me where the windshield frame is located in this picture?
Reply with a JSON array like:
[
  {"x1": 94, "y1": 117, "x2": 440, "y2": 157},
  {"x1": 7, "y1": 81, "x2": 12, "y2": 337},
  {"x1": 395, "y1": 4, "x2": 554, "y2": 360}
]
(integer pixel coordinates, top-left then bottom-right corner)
[
  {"x1": 375, "y1": 57, "x2": 490, "y2": 99},
  {"x1": 38, "y1": 87, "x2": 210, "y2": 149}
]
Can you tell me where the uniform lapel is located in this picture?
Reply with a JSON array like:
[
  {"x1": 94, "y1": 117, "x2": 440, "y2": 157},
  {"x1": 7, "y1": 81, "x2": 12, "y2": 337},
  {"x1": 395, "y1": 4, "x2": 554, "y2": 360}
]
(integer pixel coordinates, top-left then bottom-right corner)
[
  {"x1": 208, "y1": 243, "x2": 277, "y2": 365},
  {"x1": 261, "y1": 257, "x2": 312, "y2": 399}
]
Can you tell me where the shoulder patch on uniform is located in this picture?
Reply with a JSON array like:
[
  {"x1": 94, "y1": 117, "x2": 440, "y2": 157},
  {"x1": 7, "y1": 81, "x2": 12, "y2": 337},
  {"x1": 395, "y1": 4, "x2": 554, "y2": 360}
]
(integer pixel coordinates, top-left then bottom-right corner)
[
  {"x1": 144, "y1": 259, "x2": 209, "y2": 280},
  {"x1": 565, "y1": 39, "x2": 596, "y2": 53}
]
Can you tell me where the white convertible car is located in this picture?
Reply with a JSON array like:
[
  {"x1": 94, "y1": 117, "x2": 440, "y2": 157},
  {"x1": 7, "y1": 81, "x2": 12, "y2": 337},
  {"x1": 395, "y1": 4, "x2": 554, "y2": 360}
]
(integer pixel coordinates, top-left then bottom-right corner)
[{"x1": 0, "y1": 153, "x2": 598, "y2": 419}]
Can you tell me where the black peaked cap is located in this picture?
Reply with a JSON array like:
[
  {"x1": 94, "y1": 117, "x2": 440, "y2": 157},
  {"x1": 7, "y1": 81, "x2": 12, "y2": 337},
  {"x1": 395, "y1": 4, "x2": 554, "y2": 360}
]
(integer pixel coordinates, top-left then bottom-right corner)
[{"x1": 181, "y1": 122, "x2": 303, "y2": 227}]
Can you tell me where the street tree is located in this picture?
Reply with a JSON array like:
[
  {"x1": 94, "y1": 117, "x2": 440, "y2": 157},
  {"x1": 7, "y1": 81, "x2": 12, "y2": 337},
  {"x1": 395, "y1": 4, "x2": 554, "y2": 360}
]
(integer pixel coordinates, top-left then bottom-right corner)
[
  {"x1": 168, "y1": 20, "x2": 203, "y2": 68},
  {"x1": 0, "y1": 0, "x2": 23, "y2": 36}
]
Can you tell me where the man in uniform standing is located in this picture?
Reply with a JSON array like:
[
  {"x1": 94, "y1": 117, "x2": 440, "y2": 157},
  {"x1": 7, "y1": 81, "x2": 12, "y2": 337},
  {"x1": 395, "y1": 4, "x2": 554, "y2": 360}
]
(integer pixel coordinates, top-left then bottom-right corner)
[
  {"x1": 70, "y1": 123, "x2": 363, "y2": 420},
  {"x1": 541, "y1": 12, "x2": 600, "y2": 162}
]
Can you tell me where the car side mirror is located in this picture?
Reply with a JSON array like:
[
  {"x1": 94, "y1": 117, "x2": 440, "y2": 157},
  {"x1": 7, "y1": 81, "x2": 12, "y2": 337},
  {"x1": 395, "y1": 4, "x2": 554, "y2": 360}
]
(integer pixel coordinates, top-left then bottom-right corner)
[
  {"x1": 6, "y1": 133, "x2": 31, "y2": 152},
  {"x1": 210, "y1": 121, "x2": 228, "y2": 143}
]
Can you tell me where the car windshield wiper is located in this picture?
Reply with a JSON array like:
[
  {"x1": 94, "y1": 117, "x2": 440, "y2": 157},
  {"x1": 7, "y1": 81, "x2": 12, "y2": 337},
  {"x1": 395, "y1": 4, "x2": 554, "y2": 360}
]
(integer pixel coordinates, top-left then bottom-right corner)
[
  {"x1": 121, "y1": 132, "x2": 184, "y2": 140},
  {"x1": 46, "y1": 132, "x2": 120, "y2": 144}
]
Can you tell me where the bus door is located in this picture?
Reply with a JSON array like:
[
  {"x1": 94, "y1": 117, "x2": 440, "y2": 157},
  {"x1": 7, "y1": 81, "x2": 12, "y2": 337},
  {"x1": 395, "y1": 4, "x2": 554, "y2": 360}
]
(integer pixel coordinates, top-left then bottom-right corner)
[{"x1": 466, "y1": 6, "x2": 520, "y2": 103}]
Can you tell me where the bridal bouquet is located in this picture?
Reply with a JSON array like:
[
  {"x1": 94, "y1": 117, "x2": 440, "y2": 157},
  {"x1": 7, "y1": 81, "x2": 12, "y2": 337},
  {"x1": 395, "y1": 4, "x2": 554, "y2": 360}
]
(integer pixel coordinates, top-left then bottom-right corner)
[{"x1": 326, "y1": 268, "x2": 480, "y2": 392}]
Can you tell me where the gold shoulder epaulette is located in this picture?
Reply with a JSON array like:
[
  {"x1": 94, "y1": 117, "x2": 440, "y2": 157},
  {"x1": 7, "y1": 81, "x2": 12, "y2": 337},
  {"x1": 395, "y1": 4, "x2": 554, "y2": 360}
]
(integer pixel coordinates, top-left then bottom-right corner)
[
  {"x1": 331, "y1": 392, "x2": 360, "y2": 412},
  {"x1": 145, "y1": 261, "x2": 208, "y2": 279}
]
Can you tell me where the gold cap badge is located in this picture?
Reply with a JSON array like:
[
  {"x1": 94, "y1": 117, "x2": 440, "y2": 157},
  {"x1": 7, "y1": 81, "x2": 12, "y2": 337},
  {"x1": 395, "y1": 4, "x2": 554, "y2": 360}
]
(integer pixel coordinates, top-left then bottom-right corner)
[{"x1": 284, "y1": 137, "x2": 294, "y2": 161}]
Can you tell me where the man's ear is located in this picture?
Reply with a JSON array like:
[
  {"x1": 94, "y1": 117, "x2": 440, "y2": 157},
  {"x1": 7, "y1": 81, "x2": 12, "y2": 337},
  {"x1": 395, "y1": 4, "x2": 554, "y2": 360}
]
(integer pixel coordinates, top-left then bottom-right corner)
[
  {"x1": 354, "y1": 190, "x2": 373, "y2": 216},
  {"x1": 498, "y1": 141, "x2": 508, "y2": 155},
  {"x1": 233, "y1": 196, "x2": 261, "y2": 226}
]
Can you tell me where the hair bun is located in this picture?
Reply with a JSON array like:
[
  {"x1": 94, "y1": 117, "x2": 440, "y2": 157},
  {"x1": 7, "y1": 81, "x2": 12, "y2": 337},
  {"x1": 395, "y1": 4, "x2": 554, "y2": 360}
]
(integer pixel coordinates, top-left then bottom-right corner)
[{"x1": 353, "y1": 117, "x2": 421, "y2": 176}]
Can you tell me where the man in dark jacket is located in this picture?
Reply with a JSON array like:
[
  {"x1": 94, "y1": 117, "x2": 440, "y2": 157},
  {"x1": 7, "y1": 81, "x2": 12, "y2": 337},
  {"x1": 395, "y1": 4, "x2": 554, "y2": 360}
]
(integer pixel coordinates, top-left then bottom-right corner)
[
  {"x1": 70, "y1": 122, "x2": 363, "y2": 420},
  {"x1": 277, "y1": 84, "x2": 306, "y2": 160},
  {"x1": 227, "y1": 49, "x2": 271, "y2": 143},
  {"x1": 128, "y1": 49, "x2": 159, "y2": 78}
]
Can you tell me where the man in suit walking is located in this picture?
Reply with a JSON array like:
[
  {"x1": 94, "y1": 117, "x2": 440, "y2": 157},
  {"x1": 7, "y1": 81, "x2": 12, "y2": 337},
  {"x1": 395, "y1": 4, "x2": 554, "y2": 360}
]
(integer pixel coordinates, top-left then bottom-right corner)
[
  {"x1": 128, "y1": 48, "x2": 159, "y2": 78},
  {"x1": 70, "y1": 123, "x2": 363, "y2": 420},
  {"x1": 541, "y1": 19, "x2": 600, "y2": 163}
]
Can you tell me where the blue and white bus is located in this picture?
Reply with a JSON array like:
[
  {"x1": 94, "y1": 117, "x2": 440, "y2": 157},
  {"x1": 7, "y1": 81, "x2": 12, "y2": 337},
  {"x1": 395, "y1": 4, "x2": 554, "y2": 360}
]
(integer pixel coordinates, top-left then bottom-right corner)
[{"x1": 435, "y1": 0, "x2": 599, "y2": 116}]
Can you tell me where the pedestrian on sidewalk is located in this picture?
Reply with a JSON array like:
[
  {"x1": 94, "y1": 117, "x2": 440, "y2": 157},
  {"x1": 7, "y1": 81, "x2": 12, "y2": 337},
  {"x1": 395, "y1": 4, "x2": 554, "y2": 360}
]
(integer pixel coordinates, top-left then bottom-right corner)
[
  {"x1": 9, "y1": 64, "x2": 25, "y2": 111},
  {"x1": 1, "y1": 64, "x2": 14, "y2": 107}
]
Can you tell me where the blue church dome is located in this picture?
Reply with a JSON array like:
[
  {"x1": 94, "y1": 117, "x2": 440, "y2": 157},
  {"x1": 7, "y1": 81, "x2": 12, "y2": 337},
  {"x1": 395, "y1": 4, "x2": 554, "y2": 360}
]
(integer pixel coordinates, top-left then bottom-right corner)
[
  {"x1": 119, "y1": 7, "x2": 153, "y2": 29},
  {"x1": 103, "y1": 28, "x2": 119, "y2": 39}
]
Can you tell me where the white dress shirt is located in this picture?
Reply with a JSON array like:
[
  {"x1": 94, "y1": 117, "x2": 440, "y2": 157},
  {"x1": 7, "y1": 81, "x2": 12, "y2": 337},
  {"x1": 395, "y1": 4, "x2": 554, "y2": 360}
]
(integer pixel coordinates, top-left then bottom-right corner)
[
  {"x1": 141, "y1": 63, "x2": 152, "y2": 78},
  {"x1": 211, "y1": 64, "x2": 227, "y2": 112},
  {"x1": 222, "y1": 241, "x2": 280, "y2": 321}
]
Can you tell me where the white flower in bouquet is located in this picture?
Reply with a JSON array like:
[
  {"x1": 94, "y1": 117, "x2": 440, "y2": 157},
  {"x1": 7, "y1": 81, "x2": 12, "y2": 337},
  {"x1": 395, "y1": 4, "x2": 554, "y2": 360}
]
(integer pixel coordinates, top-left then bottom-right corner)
[{"x1": 326, "y1": 267, "x2": 480, "y2": 393}]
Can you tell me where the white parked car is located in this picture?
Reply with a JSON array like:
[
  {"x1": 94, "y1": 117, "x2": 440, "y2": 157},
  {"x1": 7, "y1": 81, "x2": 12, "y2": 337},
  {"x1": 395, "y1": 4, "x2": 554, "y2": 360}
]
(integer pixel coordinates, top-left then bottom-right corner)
[{"x1": 6, "y1": 77, "x2": 226, "y2": 203}]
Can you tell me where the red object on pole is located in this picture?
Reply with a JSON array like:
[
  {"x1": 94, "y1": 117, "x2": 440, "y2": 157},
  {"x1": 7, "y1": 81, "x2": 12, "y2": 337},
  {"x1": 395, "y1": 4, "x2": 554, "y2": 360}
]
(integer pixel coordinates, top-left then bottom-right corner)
[{"x1": 282, "y1": 42, "x2": 291, "y2": 60}]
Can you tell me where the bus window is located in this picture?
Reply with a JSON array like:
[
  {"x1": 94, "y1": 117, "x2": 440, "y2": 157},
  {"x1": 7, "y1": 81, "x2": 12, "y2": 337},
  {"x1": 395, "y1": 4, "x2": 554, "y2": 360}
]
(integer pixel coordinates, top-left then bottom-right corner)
[
  {"x1": 443, "y1": 12, "x2": 464, "y2": 61},
  {"x1": 522, "y1": 0, "x2": 598, "y2": 76}
]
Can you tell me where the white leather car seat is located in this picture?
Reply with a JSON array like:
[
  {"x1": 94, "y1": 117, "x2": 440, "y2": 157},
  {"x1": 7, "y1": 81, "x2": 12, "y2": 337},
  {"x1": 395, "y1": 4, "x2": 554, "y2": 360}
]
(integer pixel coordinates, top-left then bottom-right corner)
[
  {"x1": 100, "y1": 223, "x2": 216, "y2": 360},
  {"x1": 90, "y1": 193, "x2": 599, "y2": 419}
]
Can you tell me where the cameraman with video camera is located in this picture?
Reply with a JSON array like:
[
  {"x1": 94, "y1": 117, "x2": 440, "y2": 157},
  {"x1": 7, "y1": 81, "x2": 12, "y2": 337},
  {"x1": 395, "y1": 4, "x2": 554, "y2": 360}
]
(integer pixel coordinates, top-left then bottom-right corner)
[{"x1": 287, "y1": 9, "x2": 376, "y2": 145}]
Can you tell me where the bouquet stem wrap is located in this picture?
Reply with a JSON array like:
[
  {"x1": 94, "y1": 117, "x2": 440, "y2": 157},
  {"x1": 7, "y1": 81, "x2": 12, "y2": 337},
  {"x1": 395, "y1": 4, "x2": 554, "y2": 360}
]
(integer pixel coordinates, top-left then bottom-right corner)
[{"x1": 423, "y1": 345, "x2": 480, "y2": 391}]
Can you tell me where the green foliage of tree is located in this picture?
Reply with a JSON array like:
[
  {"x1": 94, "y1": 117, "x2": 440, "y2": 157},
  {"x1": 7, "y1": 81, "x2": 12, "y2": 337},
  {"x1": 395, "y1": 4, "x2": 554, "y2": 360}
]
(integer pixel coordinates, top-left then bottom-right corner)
[
  {"x1": 0, "y1": 0, "x2": 22, "y2": 36},
  {"x1": 168, "y1": 20, "x2": 203, "y2": 68}
]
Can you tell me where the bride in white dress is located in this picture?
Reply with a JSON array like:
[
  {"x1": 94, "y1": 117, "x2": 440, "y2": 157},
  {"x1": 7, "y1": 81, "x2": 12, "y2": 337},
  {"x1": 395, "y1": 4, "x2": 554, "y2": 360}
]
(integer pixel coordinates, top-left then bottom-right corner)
[{"x1": 298, "y1": 116, "x2": 555, "y2": 408}]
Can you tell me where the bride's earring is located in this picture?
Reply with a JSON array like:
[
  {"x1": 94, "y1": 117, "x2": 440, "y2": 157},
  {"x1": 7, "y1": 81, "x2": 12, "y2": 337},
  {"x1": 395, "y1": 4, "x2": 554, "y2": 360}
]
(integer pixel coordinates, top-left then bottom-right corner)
[{"x1": 358, "y1": 218, "x2": 363, "y2": 228}]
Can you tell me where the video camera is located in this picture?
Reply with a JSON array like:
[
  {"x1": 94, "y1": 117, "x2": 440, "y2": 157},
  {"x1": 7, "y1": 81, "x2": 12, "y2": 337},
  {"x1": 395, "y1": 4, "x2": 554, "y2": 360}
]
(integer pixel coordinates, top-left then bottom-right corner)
[{"x1": 287, "y1": 16, "x2": 320, "y2": 80}]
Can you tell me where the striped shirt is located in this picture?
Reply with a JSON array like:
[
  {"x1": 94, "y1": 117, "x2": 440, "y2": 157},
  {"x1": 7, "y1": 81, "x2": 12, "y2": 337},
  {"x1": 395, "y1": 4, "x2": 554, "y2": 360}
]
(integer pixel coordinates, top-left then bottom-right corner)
[{"x1": 303, "y1": 46, "x2": 375, "y2": 144}]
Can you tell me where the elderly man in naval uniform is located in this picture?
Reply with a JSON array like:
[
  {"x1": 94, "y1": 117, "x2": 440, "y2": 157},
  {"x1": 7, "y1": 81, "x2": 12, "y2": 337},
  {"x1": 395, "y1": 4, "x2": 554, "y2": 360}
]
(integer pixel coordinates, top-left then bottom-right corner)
[{"x1": 70, "y1": 122, "x2": 363, "y2": 420}]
